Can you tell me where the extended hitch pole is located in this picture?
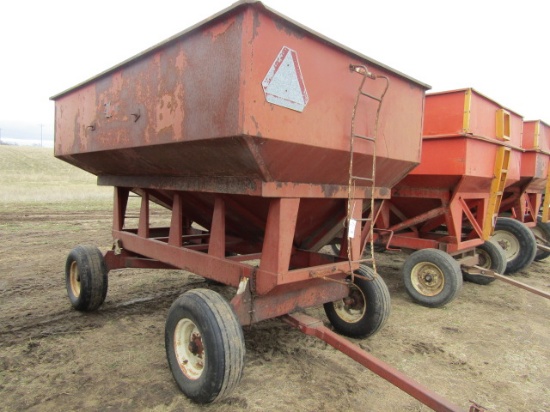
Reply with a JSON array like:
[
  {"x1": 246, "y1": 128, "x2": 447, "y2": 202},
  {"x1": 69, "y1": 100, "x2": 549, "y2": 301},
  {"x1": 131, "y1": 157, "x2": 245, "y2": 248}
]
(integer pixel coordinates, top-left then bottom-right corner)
[
  {"x1": 283, "y1": 312, "x2": 470, "y2": 412},
  {"x1": 464, "y1": 265, "x2": 550, "y2": 300}
]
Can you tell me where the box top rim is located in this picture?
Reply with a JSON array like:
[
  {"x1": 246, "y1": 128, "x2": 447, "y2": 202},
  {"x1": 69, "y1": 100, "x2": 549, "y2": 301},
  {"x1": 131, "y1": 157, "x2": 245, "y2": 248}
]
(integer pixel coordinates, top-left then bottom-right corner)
[{"x1": 50, "y1": 0, "x2": 431, "y2": 101}]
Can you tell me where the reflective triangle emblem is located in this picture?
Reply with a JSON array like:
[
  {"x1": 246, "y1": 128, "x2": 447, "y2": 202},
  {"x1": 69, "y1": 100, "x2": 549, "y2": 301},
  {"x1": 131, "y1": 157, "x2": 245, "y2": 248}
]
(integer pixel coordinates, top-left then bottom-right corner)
[{"x1": 262, "y1": 46, "x2": 309, "y2": 112}]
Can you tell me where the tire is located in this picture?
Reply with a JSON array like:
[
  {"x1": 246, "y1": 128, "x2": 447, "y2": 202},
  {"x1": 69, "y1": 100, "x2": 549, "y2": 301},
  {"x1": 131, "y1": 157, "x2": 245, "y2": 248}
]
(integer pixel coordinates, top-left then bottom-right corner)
[
  {"x1": 323, "y1": 265, "x2": 391, "y2": 339},
  {"x1": 462, "y1": 241, "x2": 506, "y2": 285},
  {"x1": 165, "y1": 289, "x2": 245, "y2": 404},
  {"x1": 531, "y1": 218, "x2": 550, "y2": 261},
  {"x1": 330, "y1": 244, "x2": 340, "y2": 256},
  {"x1": 402, "y1": 249, "x2": 462, "y2": 308},
  {"x1": 65, "y1": 245, "x2": 108, "y2": 311},
  {"x1": 491, "y1": 217, "x2": 537, "y2": 273}
]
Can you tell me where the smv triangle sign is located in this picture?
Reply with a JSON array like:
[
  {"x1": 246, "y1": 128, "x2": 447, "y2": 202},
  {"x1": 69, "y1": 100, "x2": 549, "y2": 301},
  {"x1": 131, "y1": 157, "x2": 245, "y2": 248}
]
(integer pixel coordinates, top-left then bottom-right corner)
[{"x1": 262, "y1": 46, "x2": 309, "y2": 112}]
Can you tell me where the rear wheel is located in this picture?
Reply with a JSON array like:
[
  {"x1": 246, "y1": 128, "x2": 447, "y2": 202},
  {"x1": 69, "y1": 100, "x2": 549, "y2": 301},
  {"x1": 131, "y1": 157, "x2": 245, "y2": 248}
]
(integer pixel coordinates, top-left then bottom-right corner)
[
  {"x1": 323, "y1": 265, "x2": 391, "y2": 339},
  {"x1": 491, "y1": 217, "x2": 537, "y2": 273},
  {"x1": 165, "y1": 289, "x2": 245, "y2": 404},
  {"x1": 531, "y1": 218, "x2": 550, "y2": 261},
  {"x1": 462, "y1": 241, "x2": 506, "y2": 285},
  {"x1": 402, "y1": 249, "x2": 462, "y2": 308},
  {"x1": 65, "y1": 245, "x2": 108, "y2": 311}
]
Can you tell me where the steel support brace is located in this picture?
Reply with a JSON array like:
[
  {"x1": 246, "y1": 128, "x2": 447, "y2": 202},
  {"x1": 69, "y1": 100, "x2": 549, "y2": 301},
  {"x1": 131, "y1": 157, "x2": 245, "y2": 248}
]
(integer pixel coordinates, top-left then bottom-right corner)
[
  {"x1": 348, "y1": 198, "x2": 364, "y2": 262},
  {"x1": 168, "y1": 192, "x2": 183, "y2": 247},
  {"x1": 138, "y1": 192, "x2": 150, "y2": 238},
  {"x1": 114, "y1": 187, "x2": 130, "y2": 231},
  {"x1": 208, "y1": 196, "x2": 226, "y2": 258},
  {"x1": 388, "y1": 206, "x2": 447, "y2": 235},
  {"x1": 283, "y1": 312, "x2": 465, "y2": 412},
  {"x1": 256, "y1": 198, "x2": 300, "y2": 294},
  {"x1": 232, "y1": 279, "x2": 349, "y2": 326},
  {"x1": 457, "y1": 197, "x2": 484, "y2": 240}
]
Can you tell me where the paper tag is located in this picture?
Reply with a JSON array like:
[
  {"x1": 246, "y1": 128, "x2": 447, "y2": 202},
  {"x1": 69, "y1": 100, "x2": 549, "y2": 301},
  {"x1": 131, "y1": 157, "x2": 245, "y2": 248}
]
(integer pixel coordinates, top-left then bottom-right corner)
[{"x1": 348, "y1": 218, "x2": 357, "y2": 238}]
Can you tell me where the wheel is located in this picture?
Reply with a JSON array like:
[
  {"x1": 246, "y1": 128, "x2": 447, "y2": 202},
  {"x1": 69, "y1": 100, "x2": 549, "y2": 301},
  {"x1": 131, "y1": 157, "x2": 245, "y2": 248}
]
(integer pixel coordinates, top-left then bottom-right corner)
[
  {"x1": 165, "y1": 289, "x2": 245, "y2": 404},
  {"x1": 531, "y1": 218, "x2": 550, "y2": 261},
  {"x1": 462, "y1": 241, "x2": 506, "y2": 285},
  {"x1": 323, "y1": 265, "x2": 391, "y2": 339},
  {"x1": 65, "y1": 245, "x2": 108, "y2": 311},
  {"x1": 491, "y1": 217, "x2": 537, "y2": 273},
  {"x1": 402, "y1": 249, "x2": 462, "y2": 308}
]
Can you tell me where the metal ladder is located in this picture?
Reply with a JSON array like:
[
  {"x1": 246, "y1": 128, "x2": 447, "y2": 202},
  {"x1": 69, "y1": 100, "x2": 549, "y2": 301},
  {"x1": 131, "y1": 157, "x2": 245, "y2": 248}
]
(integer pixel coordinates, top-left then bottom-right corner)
[
  {"x1": 346, "y1": 65, "x2": 389, "y2": 274},
  {"x1": 482, "y1": 145, "x2": 511, "y2": 238}
]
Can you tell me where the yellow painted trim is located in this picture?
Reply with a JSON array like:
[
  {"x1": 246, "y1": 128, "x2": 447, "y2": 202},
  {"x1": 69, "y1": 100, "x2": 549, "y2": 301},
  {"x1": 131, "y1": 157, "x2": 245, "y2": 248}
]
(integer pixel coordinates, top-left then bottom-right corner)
[
  {"x1": 495, "y1": 109, "x2": 511, "y2": 141},
  {"x1": 462, "y1": 89, "x2": 472, "y2": 133},
  {"x1": 543, "y1": 163, "x2": 550, "y2": 223},
  {"x1": 483, "y1": 146, "x2": 511, "y2": 238},
  {"x1": 533, "y1": 120, "x2": 541, "y2": 150}
]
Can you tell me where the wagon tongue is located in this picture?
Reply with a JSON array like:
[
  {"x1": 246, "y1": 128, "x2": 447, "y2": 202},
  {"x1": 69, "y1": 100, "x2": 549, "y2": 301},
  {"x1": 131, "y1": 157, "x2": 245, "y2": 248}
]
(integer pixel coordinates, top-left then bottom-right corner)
[{"x1": 283, "y1": 312, "x2": 486, "y2": 412}]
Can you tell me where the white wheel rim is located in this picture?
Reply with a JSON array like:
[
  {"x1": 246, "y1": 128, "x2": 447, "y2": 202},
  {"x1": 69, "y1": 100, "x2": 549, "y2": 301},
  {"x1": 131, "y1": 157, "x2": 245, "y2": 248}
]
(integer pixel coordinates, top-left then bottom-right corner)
[
  {"x1": 410, "y1": 262, "x2": 445, "y2": 296},
  {"x1": 477, "y1": 248, "x2": 492, "y2": 269},
  {"x1": 174, "y1": 319, "x2": 205, "y2": 380},
  {"x1": 69, "y1": 261, "x2": 81, "y2": 297},
  {"x1": 492, "y1": 230, "x2": 520, "y2": 261},
  {"x1": 333, "y1": 283, "x2": 366, "y2": 323}
]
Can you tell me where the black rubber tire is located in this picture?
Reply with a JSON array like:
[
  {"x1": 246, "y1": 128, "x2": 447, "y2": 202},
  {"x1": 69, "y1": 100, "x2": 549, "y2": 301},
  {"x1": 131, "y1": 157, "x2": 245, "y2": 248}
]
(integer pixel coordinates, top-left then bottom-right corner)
[
  {"x1": 402, "y1": 249, "x2": 462, "y2": 308},
  {"x1": 491, "y1": 217, "x2": 537, "y2": 273},
  {"x1": 532, "y1": 218, "x2": 550, "y2": 261},
  {"x1": 65, "y1": 245, "x2": 108, "y2": 311},
  {"x1": 462, "y1": 241, "x2": 506, "y2": 285},
  {"x1": 330, "y1": 244, "x2": 340, "y2": 256},
  {"x1": 165, "y1": 289, "x2": 245, "y2": 404},
  {"x1": 323, "y1": 265, "x2": 391, "y2": 339}
]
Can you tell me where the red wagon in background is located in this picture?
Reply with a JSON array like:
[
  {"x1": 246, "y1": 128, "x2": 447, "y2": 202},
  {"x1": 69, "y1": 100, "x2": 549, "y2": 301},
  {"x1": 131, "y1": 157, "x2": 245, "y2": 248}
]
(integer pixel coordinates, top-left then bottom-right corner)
[
  {"x1": 51, "y1": 0, "x2": 434, "y2": 405},
  {"x1": 496, "y1": 120, "x2": 550, "y2": 263},
  {"x1": 371, "y1": 88, "x2": 536, "y2": 307}
]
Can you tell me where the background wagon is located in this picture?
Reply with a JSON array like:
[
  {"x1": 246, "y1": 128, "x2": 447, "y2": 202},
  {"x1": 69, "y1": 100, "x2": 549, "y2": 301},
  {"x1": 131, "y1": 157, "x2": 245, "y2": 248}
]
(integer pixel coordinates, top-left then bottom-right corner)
[
  {"x1": 371, "y1": 88, "x2": 534, "y2": 307},
  {"x1": 496, "y1": 120, "x2": 550, "y2": 264}
]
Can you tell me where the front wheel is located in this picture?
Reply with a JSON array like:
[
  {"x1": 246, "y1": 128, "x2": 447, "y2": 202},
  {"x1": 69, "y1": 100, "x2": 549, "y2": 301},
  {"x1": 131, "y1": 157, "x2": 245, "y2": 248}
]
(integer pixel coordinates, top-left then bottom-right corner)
[
  {"x1": 402, "y1": 249, "x2": 462, "y2": 308},
  {"x1": 323, "y1": 265, "x2": 391, "y2": 339},
  {"x1": 462, "y1": 241, "x2": 506, "y2": 285},
  {"x1": 491, "y1": 217, "x2": 537, "y2": 273},
  {"x1": 531, "y1": 218, "x2": 550, "y2": 261},
  {"x1": 65, "y1": 245, "x2": 108, "y2": 311},
  {"x1": 165, "y1": 289, "x2": 245, "y2": 404}
]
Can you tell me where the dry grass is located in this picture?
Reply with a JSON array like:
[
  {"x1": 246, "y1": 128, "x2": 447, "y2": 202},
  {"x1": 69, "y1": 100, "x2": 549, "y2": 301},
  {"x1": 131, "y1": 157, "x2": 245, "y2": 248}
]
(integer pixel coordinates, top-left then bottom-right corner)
[{"x1": 0, "y1": 145, "x2": 112, "y2": 206}]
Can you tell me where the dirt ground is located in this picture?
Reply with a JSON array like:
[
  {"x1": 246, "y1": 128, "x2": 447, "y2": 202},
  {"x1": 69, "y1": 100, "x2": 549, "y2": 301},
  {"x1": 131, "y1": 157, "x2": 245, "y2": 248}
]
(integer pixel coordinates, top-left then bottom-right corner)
[{"x1": 1, "y1": 204, "x2": 549, "y2": 412}]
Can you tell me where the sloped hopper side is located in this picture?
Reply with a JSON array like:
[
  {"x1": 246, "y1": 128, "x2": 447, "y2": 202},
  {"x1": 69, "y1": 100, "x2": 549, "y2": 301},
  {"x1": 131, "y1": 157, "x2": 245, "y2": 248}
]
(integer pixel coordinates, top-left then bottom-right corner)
[
  {"x1": 51, "y1": 1, "x2": 428, "y2": 246},
  {"x1": 52, "y1": 2, "x2": 427, "y2": 189},
  {"x1": 520, "y1": 120, "x2": 550, "y2": 192}
]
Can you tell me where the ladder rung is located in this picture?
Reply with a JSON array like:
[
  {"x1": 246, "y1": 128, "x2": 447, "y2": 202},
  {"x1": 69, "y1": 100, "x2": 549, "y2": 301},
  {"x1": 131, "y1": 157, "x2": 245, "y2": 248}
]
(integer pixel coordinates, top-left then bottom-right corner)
[
  {"x1": 353, "y1": 133, "x2": 376, "y2": 142},
  {"x1": 356, "y1": 217, "x2": 372, "y2": 222},
  {"x1": 351, "y1": 175, "x2": 374, "y2": 182},
  {"x1": 359, "y1": 91, "x2": 382, "y2": 102}
]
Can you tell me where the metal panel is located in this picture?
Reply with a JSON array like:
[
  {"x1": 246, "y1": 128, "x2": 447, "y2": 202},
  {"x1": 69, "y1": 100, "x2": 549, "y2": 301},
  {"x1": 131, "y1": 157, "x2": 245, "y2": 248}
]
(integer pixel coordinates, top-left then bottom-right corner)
[{"x1": 51, "y1": 1, "x2": 428, "y2": 194}]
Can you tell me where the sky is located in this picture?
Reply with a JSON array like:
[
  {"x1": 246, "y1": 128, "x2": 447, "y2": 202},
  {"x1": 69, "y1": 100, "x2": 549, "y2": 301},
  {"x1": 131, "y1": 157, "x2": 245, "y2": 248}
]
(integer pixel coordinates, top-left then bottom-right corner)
[{"x1": 0, "y1": 0, "x2": 548, "y2": 147}]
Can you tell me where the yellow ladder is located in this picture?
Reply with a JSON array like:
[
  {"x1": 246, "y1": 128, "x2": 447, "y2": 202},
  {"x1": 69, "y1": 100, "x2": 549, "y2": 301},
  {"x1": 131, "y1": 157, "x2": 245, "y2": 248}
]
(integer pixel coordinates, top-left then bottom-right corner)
[
  {"x1": 347, "y1": 65, "x2": 389, "y2": 272},
  {"x1": 483, "y1": 145, "x2": 511, "y2": 238}
]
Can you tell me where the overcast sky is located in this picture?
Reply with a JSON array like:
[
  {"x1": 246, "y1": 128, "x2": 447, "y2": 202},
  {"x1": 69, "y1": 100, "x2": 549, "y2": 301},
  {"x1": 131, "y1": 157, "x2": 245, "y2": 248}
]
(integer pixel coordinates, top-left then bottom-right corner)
[{"x1": 1, "y1": 0, "x2": 548, "y2": 143}]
